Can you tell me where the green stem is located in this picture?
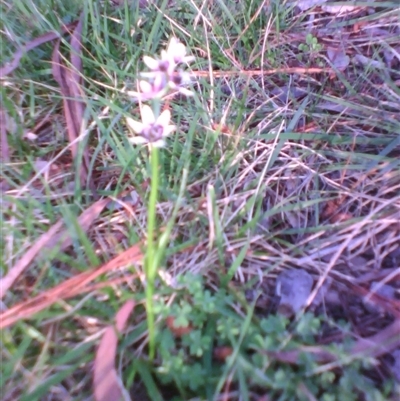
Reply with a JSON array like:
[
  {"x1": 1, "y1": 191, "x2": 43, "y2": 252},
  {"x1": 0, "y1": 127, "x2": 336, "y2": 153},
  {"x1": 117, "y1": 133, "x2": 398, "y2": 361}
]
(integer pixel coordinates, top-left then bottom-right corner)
[{"x1": 145, "y1": 99, "x2": 160, "y2": 360}]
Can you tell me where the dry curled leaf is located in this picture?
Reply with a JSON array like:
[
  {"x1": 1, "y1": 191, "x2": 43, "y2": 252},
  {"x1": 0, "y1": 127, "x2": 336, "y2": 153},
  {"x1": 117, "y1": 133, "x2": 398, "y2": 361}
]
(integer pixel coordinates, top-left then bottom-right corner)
[
  {"x1": 0, "y1": 21, "x2": 78, "y2": 77},
  {"x1": 93, "y1": 300, "x2": 135, "y2": 401},
  {"x1": 0, "y1": 196, "x2": 111, "y2": 299},
  {"x1": 51, "y1": 13, "x2": 95, "y2": 195},
  {"x1": 0, "y1": 243, "x2": 143, "y2": 329}
]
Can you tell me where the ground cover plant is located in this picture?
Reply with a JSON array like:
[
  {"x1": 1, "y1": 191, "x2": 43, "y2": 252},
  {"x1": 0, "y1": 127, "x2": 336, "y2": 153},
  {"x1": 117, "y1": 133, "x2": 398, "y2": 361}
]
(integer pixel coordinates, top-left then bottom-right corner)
[{"x1": 1, "y1": 0, "x2": 400, "y2": 400}]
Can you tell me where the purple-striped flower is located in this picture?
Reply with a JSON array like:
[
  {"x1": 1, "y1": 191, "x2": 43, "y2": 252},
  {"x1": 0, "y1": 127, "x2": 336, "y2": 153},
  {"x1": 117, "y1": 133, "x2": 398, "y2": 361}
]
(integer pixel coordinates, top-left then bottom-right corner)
[
  {"x1": 128, "y1": 38, "x2": 195, "y2": 100},
  {"x1": 126, "y1": 105, "x2": 175, "y2": 148}
]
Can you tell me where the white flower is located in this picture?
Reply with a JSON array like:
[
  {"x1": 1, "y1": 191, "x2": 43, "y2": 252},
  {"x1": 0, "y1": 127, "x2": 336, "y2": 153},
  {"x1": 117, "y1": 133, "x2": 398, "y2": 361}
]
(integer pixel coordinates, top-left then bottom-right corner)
[
  {"x1": 142, "y1": 38, "x2": 194, "y2": 75},
  {"x1": 168, "y1": 71, "x2": 194, "y2": 96},
  {"x1": 128, "y1": 73, "x2": 193, "y2": 100},
  {"x1": 163, "y1": 37, "x2": 195, "y2": 66},
  {"x1": 138, "y1": 75, "x2": 168, "y2": 99},
  {"x1": 128, "y1": 37, "x2": 195, "y2": 101},
  {"x1": 126, "y1": 105, "x2": 176, "y2": 148},
  {"x1": 143, "y1": 55, "x2": 171, "y2": 74}
]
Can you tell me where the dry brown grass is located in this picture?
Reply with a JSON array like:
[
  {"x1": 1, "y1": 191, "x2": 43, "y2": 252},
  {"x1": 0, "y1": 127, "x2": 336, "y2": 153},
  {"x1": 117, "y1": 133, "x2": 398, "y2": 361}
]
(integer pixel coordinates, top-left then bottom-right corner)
[{"x1": 1, "y1": 0, "x2": 400, "y2": 399}]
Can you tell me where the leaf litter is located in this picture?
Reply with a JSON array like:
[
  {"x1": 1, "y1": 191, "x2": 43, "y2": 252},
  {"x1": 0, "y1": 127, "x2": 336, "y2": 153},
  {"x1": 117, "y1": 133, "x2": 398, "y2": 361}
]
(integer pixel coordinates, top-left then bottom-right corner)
[
  {"x1": 327, "y1": 46, "x2": 350, "y2": 71},
  {"x1": 2, "y1": 1, "x2": 400, "y2": 399},
  {"x1": 0, "y1": 243, "x2": 143, "y2": 329},
  {"x1": 0, "y1": 196, "x2": 111, "y2": 299},
  {"x1": 1, "y1": 13, "x2": 96, "y2": 196},
  {"x1": 93, "y1": 300, "x2": 135, "y2": 401},
  {"x1": 0, "y1": 20, "x2": 79, "y2": 77},
  {"x1": 51, "y1": 13, "x2": 95, "y2": 195}
]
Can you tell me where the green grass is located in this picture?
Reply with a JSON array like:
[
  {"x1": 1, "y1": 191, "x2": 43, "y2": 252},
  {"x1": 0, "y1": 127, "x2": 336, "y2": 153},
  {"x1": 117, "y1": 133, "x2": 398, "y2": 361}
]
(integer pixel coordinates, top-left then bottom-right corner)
[{"x1": 1, "y1": 0, "x2": 400, "y2": 400}]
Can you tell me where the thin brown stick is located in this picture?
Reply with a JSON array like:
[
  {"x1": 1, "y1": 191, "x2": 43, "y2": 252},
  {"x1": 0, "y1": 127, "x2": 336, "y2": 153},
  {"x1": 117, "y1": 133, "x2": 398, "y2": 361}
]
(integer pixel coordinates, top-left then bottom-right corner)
[{"x1": 190, "y1": 67, "x2": 334, "y2": 79}]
